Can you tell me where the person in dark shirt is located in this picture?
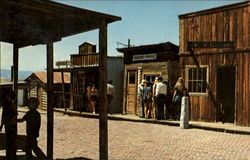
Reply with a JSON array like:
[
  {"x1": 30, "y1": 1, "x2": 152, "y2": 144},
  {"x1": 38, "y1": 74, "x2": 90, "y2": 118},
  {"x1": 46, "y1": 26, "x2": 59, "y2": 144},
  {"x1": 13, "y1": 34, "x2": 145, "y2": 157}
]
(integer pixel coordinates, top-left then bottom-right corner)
[
  {"x1": 0, "y1": 90, "x2": 18, "y2": 160},
  {"x1": 143, "y1": 81, "x2": 152, "y2": 119},
  {"x1": 18, "y1": 97, "x2": 46, "y2": 160}
]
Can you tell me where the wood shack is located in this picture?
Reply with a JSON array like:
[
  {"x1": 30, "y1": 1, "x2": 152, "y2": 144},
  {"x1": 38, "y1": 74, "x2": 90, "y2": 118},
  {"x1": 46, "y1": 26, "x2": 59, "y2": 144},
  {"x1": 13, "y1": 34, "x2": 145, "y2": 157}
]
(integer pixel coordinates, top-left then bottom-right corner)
[
  {"x1": 117, "y1": 42, "x2": 179, "y2": 115},
  {"x1": 0, "y1": 81, "x2": 28, "y2": 106},
  {"x1": 55, "y1": 42, "x2": 124, "y2": 113},
  {"x1": 25, "y1": 72, "x2": 71, "y2": 109},
  {"x1": 178, "y1": 1, "x2": 250, "y2": 126}
]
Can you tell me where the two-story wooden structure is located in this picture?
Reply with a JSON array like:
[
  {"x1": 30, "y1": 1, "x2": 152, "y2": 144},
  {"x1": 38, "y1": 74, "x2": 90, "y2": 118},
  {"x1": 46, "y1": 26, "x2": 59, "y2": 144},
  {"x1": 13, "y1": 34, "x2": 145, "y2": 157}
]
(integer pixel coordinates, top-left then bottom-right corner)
[
  {"x1": 55, "y1": 42, "x2": 124, "y2": 113},
  {"x1": 179, "y1": 1, "x2": 250, "y2": 126},
  {"x1": 117, "y1": 42, "x2": 179, "y2": 115}
]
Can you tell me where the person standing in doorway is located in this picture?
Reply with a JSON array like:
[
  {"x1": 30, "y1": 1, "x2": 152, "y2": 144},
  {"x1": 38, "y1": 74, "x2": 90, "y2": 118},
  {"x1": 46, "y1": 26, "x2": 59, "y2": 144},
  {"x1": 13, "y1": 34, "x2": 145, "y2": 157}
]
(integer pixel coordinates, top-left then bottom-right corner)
[
  {"x1": 90, "y1": 84, "x2": 98, "y2": 114},
  {"x1": 143, "y1": 81, "x2": 152, "y2": 119},
  {"x1": 138, "y1": 79, "x2": 146, "y2": 118},
  {"x1": 152, "y1": 77, "x2": 159, "y2": 119},
  {"x1": 107, "y1": 80, "x2": 115, "y2": 114},
  {"x1": 85, "y1": 82, "x2": 93, "y2": 112},
  {"x1": 155, "y1": 76, "x2": 167, "y2": 120}
]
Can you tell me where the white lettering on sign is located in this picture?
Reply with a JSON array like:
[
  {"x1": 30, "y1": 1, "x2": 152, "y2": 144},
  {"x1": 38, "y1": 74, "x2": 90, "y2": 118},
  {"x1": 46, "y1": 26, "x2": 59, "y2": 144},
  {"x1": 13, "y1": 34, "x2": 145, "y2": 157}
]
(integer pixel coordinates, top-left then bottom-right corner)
[{"x1": 132, "y1": 54, "x2": 157, "y2": 61}]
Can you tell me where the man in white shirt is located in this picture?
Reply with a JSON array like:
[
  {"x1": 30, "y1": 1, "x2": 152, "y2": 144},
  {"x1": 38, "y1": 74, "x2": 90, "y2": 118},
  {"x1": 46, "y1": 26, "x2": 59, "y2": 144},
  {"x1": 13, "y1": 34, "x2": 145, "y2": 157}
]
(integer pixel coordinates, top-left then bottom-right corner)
[
  {"x1": 155, "y1": 76, "x2": 167, "y2": 120},
  {"x1": 107, "y1": 80, "x2": 115, "y2": 114}
]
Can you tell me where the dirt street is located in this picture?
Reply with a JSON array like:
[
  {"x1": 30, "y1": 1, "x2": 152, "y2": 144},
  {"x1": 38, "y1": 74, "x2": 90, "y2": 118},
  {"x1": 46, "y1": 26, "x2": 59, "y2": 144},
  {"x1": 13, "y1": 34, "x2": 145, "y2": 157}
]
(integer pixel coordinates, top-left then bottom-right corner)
[{"x1": 1, "y1": 108, "x2": 250, "y2": 160}]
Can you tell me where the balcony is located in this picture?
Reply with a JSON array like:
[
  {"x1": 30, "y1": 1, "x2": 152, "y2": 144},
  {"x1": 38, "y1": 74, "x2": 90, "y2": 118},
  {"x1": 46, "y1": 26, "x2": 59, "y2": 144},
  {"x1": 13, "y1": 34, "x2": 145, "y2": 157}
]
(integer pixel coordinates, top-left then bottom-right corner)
[{"x1": 71, "y1": 53, "x2": 99, "y2": 67}]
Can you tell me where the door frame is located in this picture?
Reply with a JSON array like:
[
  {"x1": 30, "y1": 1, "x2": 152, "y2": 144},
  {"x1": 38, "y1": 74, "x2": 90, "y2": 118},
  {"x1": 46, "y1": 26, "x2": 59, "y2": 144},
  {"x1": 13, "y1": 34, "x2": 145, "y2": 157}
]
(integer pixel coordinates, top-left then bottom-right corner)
[
  {"x1": 216, "y1": 65, "x2": 236, "y2": 123},
  {"x1": 125, "y1": 69, "x2": 137, "y2": 114}
]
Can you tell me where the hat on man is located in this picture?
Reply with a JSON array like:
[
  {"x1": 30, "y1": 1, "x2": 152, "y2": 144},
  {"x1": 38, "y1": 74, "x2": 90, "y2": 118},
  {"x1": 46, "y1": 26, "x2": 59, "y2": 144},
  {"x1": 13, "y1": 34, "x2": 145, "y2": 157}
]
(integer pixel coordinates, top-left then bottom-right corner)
[{"x1": 141, "y1": 79, "x2": 147, "y2": 84}]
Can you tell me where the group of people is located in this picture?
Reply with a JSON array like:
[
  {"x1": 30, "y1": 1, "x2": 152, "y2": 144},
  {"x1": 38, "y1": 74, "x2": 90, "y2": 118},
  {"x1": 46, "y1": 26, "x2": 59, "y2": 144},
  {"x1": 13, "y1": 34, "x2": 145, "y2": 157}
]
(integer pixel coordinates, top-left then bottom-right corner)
[
  {"x1": 138, "y1": 76, "x2": 189, "y2": 120},
  {"x1": 85, "y1": 80, "x2": 115, "y2": 114},
  {"x1": 0, "y1": 90, "x2": 46, "y2": 160}
]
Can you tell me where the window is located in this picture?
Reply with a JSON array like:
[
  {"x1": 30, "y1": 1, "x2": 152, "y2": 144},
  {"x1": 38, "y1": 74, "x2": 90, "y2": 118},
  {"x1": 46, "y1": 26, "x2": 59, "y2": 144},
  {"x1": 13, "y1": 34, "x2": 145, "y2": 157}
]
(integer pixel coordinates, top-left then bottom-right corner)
[
  {"x1": 186, "y1": 66, "x2": 208, "y2": 94},
  {"x1": 128, "y1": 71, "x2": 136, "y2": 84},
  {"x1": 144, "y1": 74, "x2": 160, "y2": 83}
]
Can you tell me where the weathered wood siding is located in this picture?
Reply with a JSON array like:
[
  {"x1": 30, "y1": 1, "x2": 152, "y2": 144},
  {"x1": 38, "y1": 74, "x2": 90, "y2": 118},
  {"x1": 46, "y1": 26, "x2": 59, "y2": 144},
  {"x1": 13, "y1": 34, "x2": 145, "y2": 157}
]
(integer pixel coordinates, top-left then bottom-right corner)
[
  {"x1": 179, "y1": 2, "x2": 250, "y2": 126},
  {"x1": 179, "y1": 3, "x2": 250, "y2": 54}
]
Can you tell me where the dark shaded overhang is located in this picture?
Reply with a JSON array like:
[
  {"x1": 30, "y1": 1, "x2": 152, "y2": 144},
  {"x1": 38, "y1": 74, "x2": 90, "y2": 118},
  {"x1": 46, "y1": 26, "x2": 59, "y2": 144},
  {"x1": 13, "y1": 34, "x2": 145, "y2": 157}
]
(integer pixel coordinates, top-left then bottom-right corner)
[{"x1": 0, "y1": 0, "x2": 121, "y2": 48}]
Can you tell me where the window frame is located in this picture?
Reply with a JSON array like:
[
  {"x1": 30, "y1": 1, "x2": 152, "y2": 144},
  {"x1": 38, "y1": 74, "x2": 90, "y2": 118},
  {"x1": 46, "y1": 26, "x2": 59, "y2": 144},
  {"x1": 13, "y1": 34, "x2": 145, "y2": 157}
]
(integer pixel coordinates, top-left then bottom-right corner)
[
  {"x1": 143, "y1": 71, "x2": 162, "y2": 83},
  {"x1": 185, "y1": 65, "x2": 209, "y2": 96}
]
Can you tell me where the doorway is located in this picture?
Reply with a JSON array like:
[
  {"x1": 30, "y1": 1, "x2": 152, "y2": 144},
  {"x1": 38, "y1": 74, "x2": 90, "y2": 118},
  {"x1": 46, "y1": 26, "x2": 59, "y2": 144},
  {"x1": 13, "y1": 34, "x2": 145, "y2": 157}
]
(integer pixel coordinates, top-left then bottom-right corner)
[
  {"x1": 126, "y1": 70, "x2": 137, "y2": 113},
  {"x1": 216, "y1": 66, "x2": 235, "y2": 123}
]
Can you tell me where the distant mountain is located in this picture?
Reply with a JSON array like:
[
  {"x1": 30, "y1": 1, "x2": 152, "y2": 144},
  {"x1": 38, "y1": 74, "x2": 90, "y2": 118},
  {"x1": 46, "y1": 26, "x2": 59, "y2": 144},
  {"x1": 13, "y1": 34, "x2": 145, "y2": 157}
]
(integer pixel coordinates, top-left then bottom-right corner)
[{"x1": 0, "y1": 69, "x2": 33, "y2": 79}]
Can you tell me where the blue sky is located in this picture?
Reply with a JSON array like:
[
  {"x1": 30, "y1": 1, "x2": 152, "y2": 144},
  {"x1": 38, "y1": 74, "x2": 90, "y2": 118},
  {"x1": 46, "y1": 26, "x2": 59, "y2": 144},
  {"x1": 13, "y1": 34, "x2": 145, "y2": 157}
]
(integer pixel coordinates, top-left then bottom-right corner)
[{"x1": 0, "y1": 0, "x2": 242, "y2": 71}]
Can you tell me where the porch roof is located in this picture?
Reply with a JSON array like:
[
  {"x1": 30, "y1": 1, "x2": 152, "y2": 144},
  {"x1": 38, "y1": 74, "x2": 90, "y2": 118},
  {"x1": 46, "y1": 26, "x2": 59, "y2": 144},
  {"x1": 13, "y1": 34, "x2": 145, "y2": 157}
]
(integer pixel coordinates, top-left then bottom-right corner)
[{"x1": 0, "y1": 0, "x2": 121, "y2": 48}]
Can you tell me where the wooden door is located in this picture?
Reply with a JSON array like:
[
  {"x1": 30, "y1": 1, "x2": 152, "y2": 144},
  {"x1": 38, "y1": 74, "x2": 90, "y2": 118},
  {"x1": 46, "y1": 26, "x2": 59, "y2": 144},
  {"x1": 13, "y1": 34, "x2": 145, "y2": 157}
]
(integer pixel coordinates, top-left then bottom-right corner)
[
  {"x1": 217, "y1": 66, "x2": 235, "y2": 123},
  {"x1": 126, "y1": 70, "x2": 137, "y2": 113}
]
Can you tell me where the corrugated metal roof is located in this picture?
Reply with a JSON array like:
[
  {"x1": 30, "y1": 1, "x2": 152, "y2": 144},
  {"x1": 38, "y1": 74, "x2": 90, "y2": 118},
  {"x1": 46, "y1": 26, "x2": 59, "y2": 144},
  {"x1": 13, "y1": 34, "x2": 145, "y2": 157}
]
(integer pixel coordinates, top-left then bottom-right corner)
[{"x1": 29, "y1": 72, "x2": 70, "y2": 84}]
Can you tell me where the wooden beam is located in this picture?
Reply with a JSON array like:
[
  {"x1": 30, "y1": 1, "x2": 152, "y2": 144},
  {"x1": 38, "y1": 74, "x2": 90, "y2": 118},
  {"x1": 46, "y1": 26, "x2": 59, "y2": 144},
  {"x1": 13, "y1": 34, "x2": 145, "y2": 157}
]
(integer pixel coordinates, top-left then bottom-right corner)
[
  {"x1": 99, "y1": 21, "x2": 108, "y2": 160},
  {"x1": 47, "y1": 42, "x2": 54, "y2": 159}
]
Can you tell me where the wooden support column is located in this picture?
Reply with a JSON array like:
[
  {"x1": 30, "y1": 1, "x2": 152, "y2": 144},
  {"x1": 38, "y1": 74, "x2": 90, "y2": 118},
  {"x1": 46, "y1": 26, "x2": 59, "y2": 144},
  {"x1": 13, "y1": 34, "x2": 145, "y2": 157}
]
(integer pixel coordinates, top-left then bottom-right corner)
[
  {"x1": 47, "y1": 42, "x2": 54, "y2": 159},
  {"x1": 12, "y1": 44, "x2": 18, "y2": 158},
  {"x1": 99, "y1": 21, "x2": 108, "y2": 160},
  {"x1": 61, "y1": 71, "x2": 66, "y2": 111},
  {"x1": 13, "y1": 44, "x2": 18, "y2": 100}
]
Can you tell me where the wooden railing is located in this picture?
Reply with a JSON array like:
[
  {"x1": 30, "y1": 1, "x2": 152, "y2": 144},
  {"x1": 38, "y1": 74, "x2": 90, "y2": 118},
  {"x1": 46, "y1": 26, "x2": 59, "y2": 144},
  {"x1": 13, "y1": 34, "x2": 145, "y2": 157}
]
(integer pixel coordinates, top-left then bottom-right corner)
[{"x1": 71, "y1": 53, "x2": 99, "y2": 67}]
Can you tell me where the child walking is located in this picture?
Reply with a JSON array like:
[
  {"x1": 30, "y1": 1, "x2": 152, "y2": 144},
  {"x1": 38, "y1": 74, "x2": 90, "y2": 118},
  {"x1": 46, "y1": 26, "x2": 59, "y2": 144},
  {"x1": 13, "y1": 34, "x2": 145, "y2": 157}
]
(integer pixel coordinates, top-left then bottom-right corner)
[{"x1": 18, "y1": 97, "x2": 46, "y2": 160}]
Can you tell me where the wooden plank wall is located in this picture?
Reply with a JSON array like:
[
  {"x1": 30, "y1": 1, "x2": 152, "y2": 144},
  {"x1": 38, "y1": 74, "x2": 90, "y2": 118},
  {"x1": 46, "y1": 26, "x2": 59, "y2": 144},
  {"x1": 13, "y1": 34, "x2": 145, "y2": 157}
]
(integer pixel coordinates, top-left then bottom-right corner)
[{"x1": 179, "y1": 4, "x2": 250, "y2": 126}]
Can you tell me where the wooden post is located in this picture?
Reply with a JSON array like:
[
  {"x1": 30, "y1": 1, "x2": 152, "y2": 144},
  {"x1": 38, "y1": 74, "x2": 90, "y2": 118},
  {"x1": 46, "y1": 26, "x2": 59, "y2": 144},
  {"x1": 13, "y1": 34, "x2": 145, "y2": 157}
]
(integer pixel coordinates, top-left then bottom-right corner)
[
  {"x1": 13, "y1": 44, "x2": 18, "y2": 106},
  {"x1": 99, "y1": 21, "x2": 108, "y2": 160},
  {"x1": 12, "y1": 44, "x2": 18, "y2": 158},
  {"x1": 47, "y1": 42, "x2": 54, "y2": 159},
  {"x1": 61, "y1": 71, "x2": 66, "y2": 111}
]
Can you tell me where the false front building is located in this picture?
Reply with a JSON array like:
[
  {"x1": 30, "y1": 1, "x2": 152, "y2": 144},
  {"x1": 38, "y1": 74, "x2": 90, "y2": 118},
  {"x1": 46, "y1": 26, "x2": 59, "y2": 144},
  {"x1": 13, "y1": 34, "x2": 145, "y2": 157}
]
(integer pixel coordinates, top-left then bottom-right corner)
[
  {"x1": 179, "y1": 1, "x2": 250, "y2": 126},
  {"x1": 117, "y1": 42, "x2": 179, "y2": 115}
]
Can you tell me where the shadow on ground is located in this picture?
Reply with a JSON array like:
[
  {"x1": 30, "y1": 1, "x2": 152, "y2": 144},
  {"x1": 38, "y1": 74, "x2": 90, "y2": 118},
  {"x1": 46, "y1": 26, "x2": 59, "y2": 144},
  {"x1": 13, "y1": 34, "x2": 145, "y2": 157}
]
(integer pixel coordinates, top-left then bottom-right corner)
[
  {"x1": 56, "y1": 158, "x2": 93, "y2": 160},
  {"x1": 0, "y1": 132, "x2": 47, "y2": 160},
  {"x1": 0, "y1": 157, "x2": 92, "y2": 160}
]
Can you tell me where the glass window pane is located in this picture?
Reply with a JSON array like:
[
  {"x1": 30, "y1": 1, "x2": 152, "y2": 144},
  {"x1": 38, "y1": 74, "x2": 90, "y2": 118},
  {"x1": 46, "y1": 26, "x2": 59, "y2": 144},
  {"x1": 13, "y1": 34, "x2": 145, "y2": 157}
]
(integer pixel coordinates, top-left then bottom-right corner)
[
  {"x1": 193, "y1": 68, "x2": 197, "y2": 80},
  {"x1": 188, "y1": 69, "x2": 193, "y2": 80},
  {"x1": 202, "y1": 80, "x2": 207, "y2": 92},
  {"x1": 129, "y1": 71, "x2": 135, "y2": 84},
  {"x1": 202, "y1": 68, "x2": 207, "y2": 81},
  {"x1": 198, "y1": 81, "x2": 202, "y2": 92},
  {"x1": 194, "y1": 81, "x2": 199, "y2": 92},
  {"x1": 198, "y1": 68, "x2": 202, "y2": 80},
  {"x1": 188, "y1": 81, "x2": 193, "y2": 92}
]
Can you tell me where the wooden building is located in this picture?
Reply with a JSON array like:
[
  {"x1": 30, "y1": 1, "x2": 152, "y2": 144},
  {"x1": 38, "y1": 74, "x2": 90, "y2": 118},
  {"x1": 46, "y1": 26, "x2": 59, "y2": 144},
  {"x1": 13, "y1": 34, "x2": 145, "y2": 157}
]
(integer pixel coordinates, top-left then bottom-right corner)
[
  {"x1": 55, "y1": 42, "x2": 124, "y2": 113},
  {"x1": 178, "y1": 1, "x2": 250, "y2": 126},
  {"x1": 117, "y1": 42, "x2": 179, "y2": 115},
  {"x1": 0, "y1": 81, "x2": 28, "y2": 106},
  {"x1": 0, "y1": 0, "x2": 121, "y2": 158},
  {"x1": 25, "y1": 72, "x2": 71, "y2": 109}
]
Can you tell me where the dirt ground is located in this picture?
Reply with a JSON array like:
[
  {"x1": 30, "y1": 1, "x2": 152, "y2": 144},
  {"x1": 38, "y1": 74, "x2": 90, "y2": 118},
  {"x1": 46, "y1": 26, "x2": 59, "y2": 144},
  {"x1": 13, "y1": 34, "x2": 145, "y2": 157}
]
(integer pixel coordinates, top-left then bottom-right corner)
[{"x1": 1, "y1": 108, "x2": 250, "y2": 160}]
